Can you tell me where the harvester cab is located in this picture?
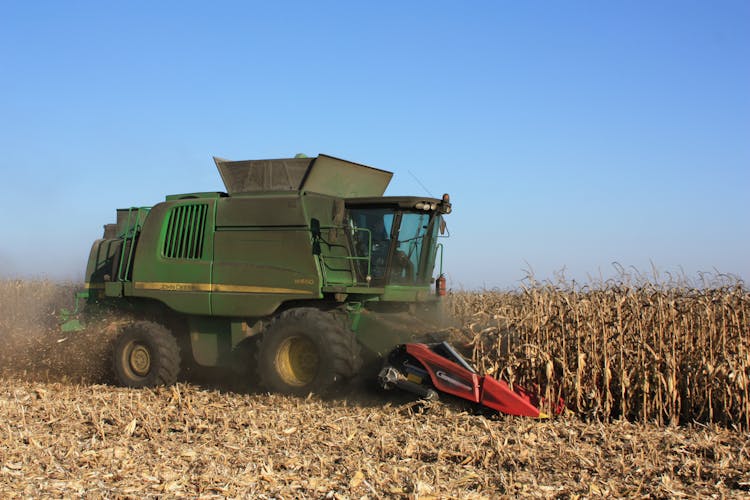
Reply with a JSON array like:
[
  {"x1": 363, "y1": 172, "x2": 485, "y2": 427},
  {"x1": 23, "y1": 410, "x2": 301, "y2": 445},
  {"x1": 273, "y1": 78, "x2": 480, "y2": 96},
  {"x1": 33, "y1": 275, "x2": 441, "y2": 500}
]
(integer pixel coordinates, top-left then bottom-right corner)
[{"x1": 345, "y1": 196, "x2": 450, "y2": 288}]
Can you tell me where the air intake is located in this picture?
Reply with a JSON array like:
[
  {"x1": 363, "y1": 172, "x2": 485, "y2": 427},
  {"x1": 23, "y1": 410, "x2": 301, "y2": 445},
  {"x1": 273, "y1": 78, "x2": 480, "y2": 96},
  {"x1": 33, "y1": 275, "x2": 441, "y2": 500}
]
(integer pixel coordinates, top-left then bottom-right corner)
[{"x1": 162, "y1": 204, "x2": 208, "y2": 260}]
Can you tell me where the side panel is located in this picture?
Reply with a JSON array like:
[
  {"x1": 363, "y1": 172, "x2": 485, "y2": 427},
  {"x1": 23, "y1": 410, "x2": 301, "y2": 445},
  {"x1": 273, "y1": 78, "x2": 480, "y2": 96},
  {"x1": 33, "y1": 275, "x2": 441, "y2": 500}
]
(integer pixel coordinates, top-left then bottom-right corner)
[
  {"x1": 210, "y1": 195, "x2": 320, "y2": 317},
  {"x1": 129, "y1": 200, "x2": 215, "y2": 315},
  {"x1": 302, "y1": 154, "x2": 393, "y2": 197},
  {"x1": 188, "y1": 316, "x2": 232, "y2": 367},
  {"x1": 189, "y1": 317, "x2": 262, "y2": 367},
  {"x1": 215, "y1": 194, "x2": 307, "y2": 227}
]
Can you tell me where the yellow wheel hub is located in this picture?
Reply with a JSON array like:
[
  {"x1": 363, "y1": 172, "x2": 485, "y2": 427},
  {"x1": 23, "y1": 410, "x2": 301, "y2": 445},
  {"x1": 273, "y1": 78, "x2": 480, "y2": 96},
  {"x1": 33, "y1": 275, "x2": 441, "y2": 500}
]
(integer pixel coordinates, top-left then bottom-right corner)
[
  {"x1": 128, "y1": 343, "x2": 151, "y2": 377},
  {"x1": 275, "y1": 336, "x2": 319, "y2": 387}
]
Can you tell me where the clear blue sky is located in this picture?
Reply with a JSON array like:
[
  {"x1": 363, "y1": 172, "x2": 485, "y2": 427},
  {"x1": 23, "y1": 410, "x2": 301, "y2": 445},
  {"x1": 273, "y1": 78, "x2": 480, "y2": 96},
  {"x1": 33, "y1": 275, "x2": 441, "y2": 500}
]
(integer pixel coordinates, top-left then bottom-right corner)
[{"x1": 1, "y1": 1, "x2": 748, "y2": 289}]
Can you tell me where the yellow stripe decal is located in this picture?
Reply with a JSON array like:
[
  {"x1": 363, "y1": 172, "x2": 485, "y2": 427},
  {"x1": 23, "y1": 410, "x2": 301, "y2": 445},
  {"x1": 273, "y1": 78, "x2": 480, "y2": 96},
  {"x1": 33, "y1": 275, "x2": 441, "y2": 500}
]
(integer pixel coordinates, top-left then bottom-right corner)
[
  {"x1": 134, "y1": 282, "x2": 313, "y2": 295},
  {"x1": 135, "y1": 282, "x2": 211, "y2": 292},
  {"x1": 84, "y1": 283, "x2": 105, "y2": 289},
  {"x1": 211, "y1": 284, "x2": 314, "y2": 295}
]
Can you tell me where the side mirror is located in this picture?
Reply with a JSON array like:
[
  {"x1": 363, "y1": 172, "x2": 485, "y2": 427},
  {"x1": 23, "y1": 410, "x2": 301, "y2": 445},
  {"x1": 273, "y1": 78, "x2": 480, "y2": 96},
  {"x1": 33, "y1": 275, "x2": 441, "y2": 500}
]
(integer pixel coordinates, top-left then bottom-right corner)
[
  {"x1": 310, "y1": 218, "x2": 321, "y2": 238},
  {"x1": 440, "y1": 219, "x2": 447, "y2": 235}
]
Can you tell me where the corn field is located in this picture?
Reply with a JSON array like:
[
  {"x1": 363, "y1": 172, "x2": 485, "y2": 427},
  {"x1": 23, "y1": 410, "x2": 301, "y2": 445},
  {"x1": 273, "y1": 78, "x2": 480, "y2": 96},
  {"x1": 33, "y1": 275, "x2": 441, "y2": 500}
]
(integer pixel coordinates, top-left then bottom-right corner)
[
  {"x1": 450, "y1": 271, "x2": 750, "y2": 429},
  {"x1": 1, "y1": 276, "x2": 748, "y2": 429}
]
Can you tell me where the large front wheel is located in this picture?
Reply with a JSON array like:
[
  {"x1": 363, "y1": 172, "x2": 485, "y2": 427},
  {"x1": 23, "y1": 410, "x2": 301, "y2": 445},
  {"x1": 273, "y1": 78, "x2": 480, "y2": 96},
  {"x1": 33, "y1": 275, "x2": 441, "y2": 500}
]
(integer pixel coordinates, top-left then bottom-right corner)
[{"x1": 257, "y1": 308, "x2": 361, "y2": 395}]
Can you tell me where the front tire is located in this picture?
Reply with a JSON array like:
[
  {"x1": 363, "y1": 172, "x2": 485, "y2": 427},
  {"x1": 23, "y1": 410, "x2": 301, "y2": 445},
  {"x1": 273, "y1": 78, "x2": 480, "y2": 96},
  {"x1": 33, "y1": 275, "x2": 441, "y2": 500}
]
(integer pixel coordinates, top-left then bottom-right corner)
[
  {"x1": 112, "y1": 321, "x2": 181, "y2": 387},
  {"x1": 257, "y1": 308, "x2": 361, "y2": 395}
]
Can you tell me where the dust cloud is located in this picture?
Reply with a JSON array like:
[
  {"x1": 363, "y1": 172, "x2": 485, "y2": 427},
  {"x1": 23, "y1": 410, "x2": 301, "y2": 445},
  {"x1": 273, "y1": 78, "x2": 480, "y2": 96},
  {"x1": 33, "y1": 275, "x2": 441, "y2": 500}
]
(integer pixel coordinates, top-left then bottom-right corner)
[{"x1": 0, "y1": 280, "x2": 114, "y2": 383}]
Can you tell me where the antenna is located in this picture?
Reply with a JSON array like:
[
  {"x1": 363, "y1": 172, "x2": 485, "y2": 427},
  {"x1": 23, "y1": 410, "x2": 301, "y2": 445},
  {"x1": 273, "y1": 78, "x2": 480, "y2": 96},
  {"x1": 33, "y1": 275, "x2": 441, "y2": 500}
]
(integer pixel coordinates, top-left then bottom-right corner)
[{"x1": 407, "y1": 170, "x2": 434, "y2": 197}]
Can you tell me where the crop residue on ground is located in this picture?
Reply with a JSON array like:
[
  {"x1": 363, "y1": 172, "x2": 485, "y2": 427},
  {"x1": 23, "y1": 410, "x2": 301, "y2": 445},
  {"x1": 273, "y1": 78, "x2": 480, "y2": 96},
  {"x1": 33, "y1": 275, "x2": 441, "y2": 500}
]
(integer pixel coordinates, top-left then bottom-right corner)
[{"x1": 1, "y1": 379, "x2": 749, "y2": 498}]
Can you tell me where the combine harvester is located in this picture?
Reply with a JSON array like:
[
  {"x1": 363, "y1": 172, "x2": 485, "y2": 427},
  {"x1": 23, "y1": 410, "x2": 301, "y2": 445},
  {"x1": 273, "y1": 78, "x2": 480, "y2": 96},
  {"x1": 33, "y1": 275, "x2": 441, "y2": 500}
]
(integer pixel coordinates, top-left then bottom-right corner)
[{"x1": 63, "y1": 154, "x2": 550, "y2": 418}]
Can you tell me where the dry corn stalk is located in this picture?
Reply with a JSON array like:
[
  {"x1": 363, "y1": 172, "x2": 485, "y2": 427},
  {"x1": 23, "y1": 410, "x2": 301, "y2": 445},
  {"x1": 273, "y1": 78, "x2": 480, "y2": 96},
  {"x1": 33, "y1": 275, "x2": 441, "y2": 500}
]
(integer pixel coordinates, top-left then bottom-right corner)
[{"x1": 449, "y1": 271, "x2": 750, "y2": 429}]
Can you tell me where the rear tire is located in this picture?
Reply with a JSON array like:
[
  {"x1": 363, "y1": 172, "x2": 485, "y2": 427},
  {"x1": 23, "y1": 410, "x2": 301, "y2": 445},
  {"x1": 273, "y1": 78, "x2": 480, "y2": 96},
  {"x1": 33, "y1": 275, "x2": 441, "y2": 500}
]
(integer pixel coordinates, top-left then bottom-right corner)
[
  {"x1": 257, "y1": 308, "x2": 361, "y2": 395},
  {"x1": 112, "y1": 321, "x2": 180, "y2": 387}
]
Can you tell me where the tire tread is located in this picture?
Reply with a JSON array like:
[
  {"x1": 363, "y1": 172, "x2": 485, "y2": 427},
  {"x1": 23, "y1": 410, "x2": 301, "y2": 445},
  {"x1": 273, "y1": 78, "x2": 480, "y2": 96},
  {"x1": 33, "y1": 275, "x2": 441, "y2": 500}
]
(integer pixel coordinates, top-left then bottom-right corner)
[
  {"x1": 113, "y1": 320, "x2": 181, "y2": 387},
  {"x1": 256, "y1": 308, "x2": 361, "y2": 394}
]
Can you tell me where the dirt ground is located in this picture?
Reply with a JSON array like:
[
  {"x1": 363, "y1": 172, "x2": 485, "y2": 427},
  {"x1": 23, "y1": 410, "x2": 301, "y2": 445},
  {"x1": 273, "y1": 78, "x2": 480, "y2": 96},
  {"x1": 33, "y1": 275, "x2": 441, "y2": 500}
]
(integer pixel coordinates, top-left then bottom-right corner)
[{"x1": 0, "y1": 378, "x2": 748, "y2": 499}]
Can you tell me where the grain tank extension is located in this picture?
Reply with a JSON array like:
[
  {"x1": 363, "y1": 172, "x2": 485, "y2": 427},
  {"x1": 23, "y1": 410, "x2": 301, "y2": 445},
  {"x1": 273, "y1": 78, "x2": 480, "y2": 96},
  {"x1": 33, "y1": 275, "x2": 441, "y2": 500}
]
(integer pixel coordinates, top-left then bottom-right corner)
[{"x1": 78, "y1": 154, "x2": 452, "y2": 394}]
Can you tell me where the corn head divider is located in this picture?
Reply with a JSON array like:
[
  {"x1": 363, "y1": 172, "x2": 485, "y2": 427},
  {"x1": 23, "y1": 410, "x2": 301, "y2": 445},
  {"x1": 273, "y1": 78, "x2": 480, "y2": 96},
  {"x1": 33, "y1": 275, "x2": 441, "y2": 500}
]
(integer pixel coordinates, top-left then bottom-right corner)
[{"x1": 380, "y1": 342, "x2": 555, "y2": 418}]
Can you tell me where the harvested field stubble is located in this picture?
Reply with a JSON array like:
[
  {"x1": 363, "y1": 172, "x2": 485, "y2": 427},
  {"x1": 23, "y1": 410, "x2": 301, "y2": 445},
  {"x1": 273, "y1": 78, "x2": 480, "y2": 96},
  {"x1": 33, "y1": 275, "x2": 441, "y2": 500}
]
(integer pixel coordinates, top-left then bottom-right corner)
[
  {"x1": 1, "y1": 380, "x2": 749, "y2": 498},
  {"x1": 449, "y1": 272, "x2": 750, "y2": 428}
]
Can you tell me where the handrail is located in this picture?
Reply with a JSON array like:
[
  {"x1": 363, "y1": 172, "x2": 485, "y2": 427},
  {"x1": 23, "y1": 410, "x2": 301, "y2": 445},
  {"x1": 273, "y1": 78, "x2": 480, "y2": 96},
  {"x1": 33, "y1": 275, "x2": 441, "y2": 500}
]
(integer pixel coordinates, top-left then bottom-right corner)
[
  {"x1": 118, "y1": 207, "x2": 150, "y2": 282},
  {"x1": 436, "y1": 242, "x2": 444, "y2": 276},
  {"x1": 317, "y1": 225, "x2": 373, "y2": 286}
]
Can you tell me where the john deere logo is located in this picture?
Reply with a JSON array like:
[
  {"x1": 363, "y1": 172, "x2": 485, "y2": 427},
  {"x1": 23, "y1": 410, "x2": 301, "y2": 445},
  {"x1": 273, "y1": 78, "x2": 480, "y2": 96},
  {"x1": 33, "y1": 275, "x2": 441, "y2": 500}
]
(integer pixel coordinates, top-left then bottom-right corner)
[{"x1": 158, "y1": 283, "x2": 194, "y2": 291}]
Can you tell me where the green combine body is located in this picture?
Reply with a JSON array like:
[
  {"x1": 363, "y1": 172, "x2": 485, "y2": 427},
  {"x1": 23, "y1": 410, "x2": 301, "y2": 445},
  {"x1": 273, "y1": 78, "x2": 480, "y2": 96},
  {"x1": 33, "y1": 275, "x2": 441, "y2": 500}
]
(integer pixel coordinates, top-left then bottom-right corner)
[{"x1": 79, "y1": 154, "x2": 451, "y2": 393}]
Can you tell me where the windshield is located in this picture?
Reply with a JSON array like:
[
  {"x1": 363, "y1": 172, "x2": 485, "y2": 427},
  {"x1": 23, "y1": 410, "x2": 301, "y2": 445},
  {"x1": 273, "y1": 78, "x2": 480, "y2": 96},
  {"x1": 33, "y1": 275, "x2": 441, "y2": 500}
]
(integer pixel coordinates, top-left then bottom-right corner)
[
  {"x1": 391, "y1": 212, "x2": 438, "y2": 284},
  {"x1": 348, "y1": 208, "x2": 440, "y2": 286}
]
